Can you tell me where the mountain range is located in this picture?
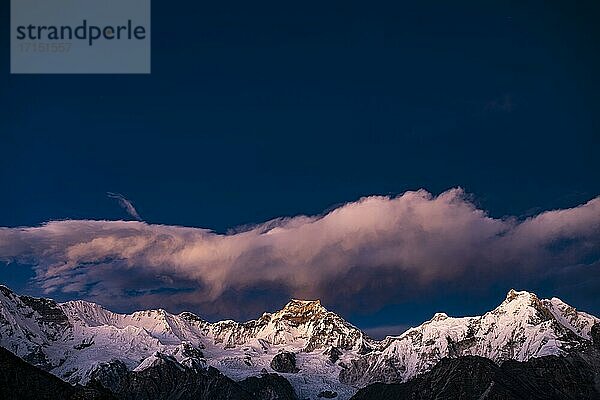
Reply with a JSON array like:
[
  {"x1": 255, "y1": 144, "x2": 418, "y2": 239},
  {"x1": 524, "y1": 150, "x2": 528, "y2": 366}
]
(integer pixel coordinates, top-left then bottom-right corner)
[{"x1": 1, "y1": 284, "x2": 599, "y2": 399}]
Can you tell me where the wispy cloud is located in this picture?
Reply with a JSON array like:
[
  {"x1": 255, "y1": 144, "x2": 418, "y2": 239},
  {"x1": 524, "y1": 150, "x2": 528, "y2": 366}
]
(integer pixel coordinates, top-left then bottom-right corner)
[
  {"x1": 107, "y1": 192, "x2": 142, "y2": 221},
  {"x1": 0, "y1": 188, "x2": 598, "y2": 319}
]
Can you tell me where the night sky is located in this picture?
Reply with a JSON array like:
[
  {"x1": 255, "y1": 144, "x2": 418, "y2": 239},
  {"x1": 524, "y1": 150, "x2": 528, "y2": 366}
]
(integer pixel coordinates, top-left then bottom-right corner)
[{"x1": 1, "y1": 2, "x2": 599, "y2": 337}]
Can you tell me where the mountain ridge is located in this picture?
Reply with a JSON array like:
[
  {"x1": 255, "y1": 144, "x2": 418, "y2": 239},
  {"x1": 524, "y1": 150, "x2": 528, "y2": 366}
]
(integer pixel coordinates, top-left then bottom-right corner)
[
  {"x1": 339, "y1": 288, "x2": 598, "y2": 387},
  {"x1": 1, "y1": 284, "x2": 598, "y2": 400}
]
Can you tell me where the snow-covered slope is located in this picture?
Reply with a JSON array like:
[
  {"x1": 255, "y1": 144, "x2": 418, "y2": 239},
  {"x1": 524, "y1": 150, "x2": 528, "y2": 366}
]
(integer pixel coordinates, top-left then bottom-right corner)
[
  {"x1": 339, "y1": 289, "x2": 599, "y2": 386},
  {"x1": 0, "y1": 286, "x2": 367, "y2": 399},
  {"x1": 203, "y1": 299, "x2": 373, "y2": 353},
  {"x1": 0, "y1": 285, "x2": 598, "y2": 400}
]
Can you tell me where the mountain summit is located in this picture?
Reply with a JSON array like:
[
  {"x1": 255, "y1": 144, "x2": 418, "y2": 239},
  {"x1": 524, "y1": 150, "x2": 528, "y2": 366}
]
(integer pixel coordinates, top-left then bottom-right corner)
[{"x1": 339, "y1": 289, "x2": 598, "y2": 387}]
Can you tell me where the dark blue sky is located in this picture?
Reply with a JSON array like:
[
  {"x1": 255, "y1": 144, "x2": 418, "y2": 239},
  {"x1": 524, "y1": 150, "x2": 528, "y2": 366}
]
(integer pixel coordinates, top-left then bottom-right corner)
[{"x1": 1, "y1": 2, "x2": 599, "y2": 334}]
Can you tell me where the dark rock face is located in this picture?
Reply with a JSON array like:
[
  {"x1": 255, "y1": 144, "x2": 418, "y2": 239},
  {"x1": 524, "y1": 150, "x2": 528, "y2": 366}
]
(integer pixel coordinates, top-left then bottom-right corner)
[
  {"x1": 89, "y1": 352, "x2": 299, "y2": 400},
  {"x1": 22, "y1": 345, "x2": 53, "y2": 371},
  {"x1": 339, "y1": 356, "x2": 404, "y2": 386},
  {"x1": 180, "y1": 342, "x2": 204, "y2": 359},
  {"x1": 352, "y1": 356, "x2": 498, "y2": 400},
  {"x1": 270, "y1": 351, "x2": 299, "y2": 373},
  {"x1": 100, "y1": 354, "x2": 254, "y2": 400},
  {"x1": 324, "y1": 346, "x2": 342, "y2": 364},
  {"x1": 0, "y1": 343, "x2": 299, "y2": 400},
  {"x1": 88, "y1": 360, "x2": 129, "y2": 393},
  {"x1": 592, "y1": 323, "x2": 600, "y2": 348},
  {"x1": 19, "y1": 295, "x2": 70, "y2": 340},
  {"x1": 239, "y1": 373, "x2": 298, "y2": 400},
  {"x1": 0, "y1": 285, "x2": 15, "y2": 300},
  {"x1": 317, "y1": 390, "x2": 338, "y2": 398},
  {"x1": 0, "y1": 346, "x2": 115, "y2": 400},
  {"x1": 350, "y1": 350, "x2": 600, "y2": 400}
]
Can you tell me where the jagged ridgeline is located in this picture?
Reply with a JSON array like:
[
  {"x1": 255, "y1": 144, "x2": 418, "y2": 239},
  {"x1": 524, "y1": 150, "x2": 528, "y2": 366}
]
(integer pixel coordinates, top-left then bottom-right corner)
[{"x1": 1, "y1": 284, "x2": 599, "y2": 400}]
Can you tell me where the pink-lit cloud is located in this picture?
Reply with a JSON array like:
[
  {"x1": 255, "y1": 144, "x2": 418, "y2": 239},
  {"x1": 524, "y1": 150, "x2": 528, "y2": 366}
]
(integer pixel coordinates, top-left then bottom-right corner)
[{"x1": 0, "y1": 188, "x2": 599, "y2": 317}]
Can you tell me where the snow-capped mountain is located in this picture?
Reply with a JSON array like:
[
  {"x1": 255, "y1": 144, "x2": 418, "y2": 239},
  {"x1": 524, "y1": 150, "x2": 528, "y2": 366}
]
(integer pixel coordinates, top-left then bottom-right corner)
[
  {"x1": 339, "y1": 289, "x2": 599, "y2": 386},
  {"x1": 0, "y1": 286, "x2": 368, "y2": 399},
  {"x1": 0, "y1": 285, "x2": 598, "y2": 400},
  {"x1": 201, "y1": 299, "x2": 373, "y2": 353}
]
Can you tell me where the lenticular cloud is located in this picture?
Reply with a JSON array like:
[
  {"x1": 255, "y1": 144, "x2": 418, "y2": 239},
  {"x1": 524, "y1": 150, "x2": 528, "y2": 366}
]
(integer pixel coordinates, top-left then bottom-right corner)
[{"x1": 0, "y1": 188, "x2": 599, "y2": 315}]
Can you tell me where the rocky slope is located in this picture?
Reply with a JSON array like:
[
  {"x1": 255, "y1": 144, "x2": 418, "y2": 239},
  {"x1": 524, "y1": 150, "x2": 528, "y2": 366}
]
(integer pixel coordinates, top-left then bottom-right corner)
[
  {"x1": 91, "y1": 351, "x2": 298, "y2": 400},
  {"x1": 350, "y1": 335, "x2": 600, "y2": 400},
  {"x1": 1, "y1": 285, "x2": 599, "y2": 399},
  {"x1": 203, "y1": 299, "x2": 373, "y2": 353},
  {"x1": 0, "y1": 343, "x2": 297, "y2": 400},
  {"x1": 0, "y1": 345, "x2": 115, "y2": 400}
]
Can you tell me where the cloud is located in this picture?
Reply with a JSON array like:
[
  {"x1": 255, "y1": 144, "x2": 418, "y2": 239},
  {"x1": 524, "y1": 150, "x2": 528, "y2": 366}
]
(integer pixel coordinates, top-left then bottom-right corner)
[
  {"x1": 0, "y1": 188, "x2": 599, "y2": 319},
  {"x1": 107, "y1": 192, "x2": 142, "y2": 221}
]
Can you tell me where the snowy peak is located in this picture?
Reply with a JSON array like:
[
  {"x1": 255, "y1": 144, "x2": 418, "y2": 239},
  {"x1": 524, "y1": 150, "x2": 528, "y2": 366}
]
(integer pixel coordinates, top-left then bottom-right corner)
[
  {"x1": 543, "y1": 296, "x2": 599, "y2": 340},
  {"x1": 429, "y1": 312, "x2": 449, "y2": 322},
  {"x1": 272, "y1": 298, "x2": 373, "y2": 353},
  {"x1": 339, "y1": 289, "x2": 600, "y2": 387},
  {"x1": 0, "y1": 285, "x2": 14, "y2": 298},
  {"x1": 281, "y1": 299, "x2": 324, "y2": 311},
  {"x1": 504, "y1": 288, "x2": 531, "y2": 303},
  {"x1": 206, "y1": 298, "x2": 371, "y2": 354},
  {"x1": 0, "y1": 285, "x2": 71, "y2": 343},
  {"x1": 488, "y1": 288, "x2": 597, "y2": 340},
  {"x1": 62, "y1": 300, "x2": 208, "y2": 346},
  {"x1": 0, "y1": 286, "x2": 73, "y2": 371},
  {"x1": 492, "y1": 289, "x2": 553, "y2": 322},
  {"x1": 268, "y1": 299, "x2": 334, "y2": 329},
  {"x1": 500, "y1": 289, "x2": 547, "y2": 313},
  {"x1": 275, "y1": 299, "x2": 327, "y2": 322},
  {"x1": 61, "y1": 299, "x2": 121, "y2": 327},
  {"x1": 133, "y1": 351, "x2": 184, "y2": 372}
]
